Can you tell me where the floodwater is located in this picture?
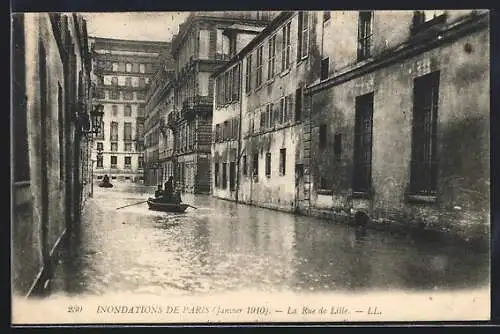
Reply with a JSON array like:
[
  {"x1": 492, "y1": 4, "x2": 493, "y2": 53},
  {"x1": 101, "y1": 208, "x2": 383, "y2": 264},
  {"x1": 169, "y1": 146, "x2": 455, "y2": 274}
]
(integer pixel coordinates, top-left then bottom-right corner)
[{"x1": 50, "y1": 182, "x2": 489, "y2": 297}]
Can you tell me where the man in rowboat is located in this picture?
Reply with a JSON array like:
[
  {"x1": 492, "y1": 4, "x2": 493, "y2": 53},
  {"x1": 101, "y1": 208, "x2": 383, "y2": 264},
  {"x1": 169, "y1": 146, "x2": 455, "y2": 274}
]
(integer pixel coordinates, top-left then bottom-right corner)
[{"x1": 154, "y1": 184, "x2": 164, "y2": 198}]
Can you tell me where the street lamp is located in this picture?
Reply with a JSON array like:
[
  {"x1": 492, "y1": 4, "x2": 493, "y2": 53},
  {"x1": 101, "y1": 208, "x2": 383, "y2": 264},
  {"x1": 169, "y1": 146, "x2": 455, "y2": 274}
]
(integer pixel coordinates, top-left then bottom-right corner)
[{"x1": 79, "y1": 104, "x2": 104, "y2": 137}]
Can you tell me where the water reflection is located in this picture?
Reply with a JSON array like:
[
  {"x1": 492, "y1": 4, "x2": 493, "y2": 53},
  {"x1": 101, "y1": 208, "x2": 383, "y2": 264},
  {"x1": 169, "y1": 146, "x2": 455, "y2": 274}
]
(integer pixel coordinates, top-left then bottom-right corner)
[{"x1": 51, "y1": 182, "x2": 489, "y2": 297}]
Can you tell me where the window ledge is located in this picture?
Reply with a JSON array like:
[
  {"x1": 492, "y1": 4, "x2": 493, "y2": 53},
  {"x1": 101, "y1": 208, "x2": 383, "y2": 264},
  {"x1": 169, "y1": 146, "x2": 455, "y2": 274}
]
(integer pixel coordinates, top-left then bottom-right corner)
[
  {"x1": 351, "y1": 191, "x2": 371, "y2": 199},
  {"x1": 317, "y1": 189, "x2": 333, "y2": 195},
  {"x1": 297, "y1": 55, "x2": 308, "y2": 65},
  {"x1": 279, "y1": 69, "x2": 291, "y2": 77},
  {"x1": 407, "y1": 194, "x2": 437, "y2": 204}
]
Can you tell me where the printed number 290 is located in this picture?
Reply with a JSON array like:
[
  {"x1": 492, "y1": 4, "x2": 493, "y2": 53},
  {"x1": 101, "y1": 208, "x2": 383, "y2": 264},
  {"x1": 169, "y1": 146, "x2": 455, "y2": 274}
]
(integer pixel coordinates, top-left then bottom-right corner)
[{"x1": 67, "y1": 305, "x2": 83, "y2": 313}]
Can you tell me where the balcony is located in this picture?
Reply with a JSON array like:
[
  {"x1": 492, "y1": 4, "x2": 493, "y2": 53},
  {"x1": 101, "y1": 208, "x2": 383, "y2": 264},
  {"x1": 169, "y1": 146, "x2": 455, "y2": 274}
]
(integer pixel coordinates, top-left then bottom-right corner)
[{"x1": 183, "y1": 95, "x2": 213, "y2": 121}]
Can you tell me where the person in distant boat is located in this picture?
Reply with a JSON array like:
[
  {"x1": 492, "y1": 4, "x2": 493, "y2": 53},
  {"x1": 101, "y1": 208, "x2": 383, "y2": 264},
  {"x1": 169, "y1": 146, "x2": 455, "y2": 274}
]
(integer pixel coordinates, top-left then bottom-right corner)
[
  {"x1": 103, "y1": 174, "x2": 110, "y2": 183},
  {"x1": 154, "y1": 184, "x2": 164, "y2": 198}
]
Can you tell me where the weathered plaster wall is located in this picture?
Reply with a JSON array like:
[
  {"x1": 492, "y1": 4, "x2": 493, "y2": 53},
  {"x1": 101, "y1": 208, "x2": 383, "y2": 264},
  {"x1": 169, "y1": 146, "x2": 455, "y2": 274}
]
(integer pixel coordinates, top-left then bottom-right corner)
[{"x1": 309, "y1": 23, "x2": 489, "y2": 234}]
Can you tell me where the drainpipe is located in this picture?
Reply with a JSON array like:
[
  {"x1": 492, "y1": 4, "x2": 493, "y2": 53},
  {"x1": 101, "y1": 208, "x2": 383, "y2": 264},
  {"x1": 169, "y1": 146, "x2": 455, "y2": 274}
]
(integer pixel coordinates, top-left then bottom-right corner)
[{"x1": 235, "y1": 56, "x2": 243, "y2": 204}]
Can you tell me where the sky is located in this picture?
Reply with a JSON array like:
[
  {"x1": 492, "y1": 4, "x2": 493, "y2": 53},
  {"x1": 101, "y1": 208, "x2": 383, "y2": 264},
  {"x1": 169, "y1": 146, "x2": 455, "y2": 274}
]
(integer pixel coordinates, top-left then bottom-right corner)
[{"x1": 82, "y1": 12, "x2": 190, "y2": 42}]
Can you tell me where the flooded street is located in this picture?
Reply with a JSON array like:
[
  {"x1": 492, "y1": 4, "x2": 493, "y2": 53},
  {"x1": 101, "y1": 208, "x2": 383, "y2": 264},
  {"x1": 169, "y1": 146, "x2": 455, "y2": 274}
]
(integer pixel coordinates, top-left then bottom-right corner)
[{"x1": 51, "y1": 182, "x2": 489, "y2": 298}]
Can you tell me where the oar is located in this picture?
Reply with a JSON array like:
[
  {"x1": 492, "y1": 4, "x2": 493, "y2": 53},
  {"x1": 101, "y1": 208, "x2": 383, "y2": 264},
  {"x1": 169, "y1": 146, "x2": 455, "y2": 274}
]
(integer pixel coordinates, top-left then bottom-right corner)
[
  {"x1": 116, "y1": 200, "x2": 148, "y2": 210},
  {"x1": 187, "y1": 204, "x2": 198, "y2": 210}
]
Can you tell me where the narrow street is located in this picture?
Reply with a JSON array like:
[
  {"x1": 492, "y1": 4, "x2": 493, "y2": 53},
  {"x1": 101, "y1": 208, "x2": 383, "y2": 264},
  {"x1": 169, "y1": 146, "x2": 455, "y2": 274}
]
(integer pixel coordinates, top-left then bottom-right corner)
[{"x1": 49, "y1": 181, "x2": 489, "y2": 298}]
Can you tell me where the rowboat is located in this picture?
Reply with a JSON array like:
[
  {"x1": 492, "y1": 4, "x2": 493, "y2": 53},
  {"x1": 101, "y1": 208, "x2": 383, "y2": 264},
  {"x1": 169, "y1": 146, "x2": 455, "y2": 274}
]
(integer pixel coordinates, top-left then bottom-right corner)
[
  {"x1": 147, "y1": 197, "x2": 189, "y2": 213},
  {"x1": 98, "y1": 181, "x2": 113, "y2": 188}
]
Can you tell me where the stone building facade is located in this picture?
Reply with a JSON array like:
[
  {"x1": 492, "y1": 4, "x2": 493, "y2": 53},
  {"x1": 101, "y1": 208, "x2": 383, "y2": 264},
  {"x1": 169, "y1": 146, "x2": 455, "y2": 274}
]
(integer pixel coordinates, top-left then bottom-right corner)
[
  {"x1": 211, "y1": 10, "x2": 490, "y2": 238},
  {"x1": 11, "y1": 13, "x2": 93, "y2": 296},
  {"x1": 167, "y1": 11, "x2": 277, "y2": 194},
  {"x1": 144, "y1": 62, "x2": 175, "y2": 186},
  {"x1": 304, "y1": 10, "x2": 490, "y2": 237},
  {"x1": 90, "y1": 37, "x2": 169, "y2": 182},
  {"x1": 212, "y1": 11, "x2": 313, "y2": 210}
]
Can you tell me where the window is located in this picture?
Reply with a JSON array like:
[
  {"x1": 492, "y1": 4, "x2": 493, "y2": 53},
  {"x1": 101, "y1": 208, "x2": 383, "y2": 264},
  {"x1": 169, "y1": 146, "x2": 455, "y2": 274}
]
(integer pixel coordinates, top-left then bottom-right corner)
[
  {"x1": 126, "y1": 63, "x2": 132, "y2": 72},
  {"x1": 281, "y1": 22, "x2": 291, "y2": 71},
  {"x1": 267, "y1": 35, "x2": 276, "y2": 80},
  {"x1": 279, "y1": 148, "x2": 286, "y2": 176},
  {"x1": 199, "y1": 30, "x2": 210, "y2": 59},
  {"x1": 123, "y1": 91, "x2": 133, "y2": 100},
  {"x1": 124, "y1": 143, "x2": 132, "y2": 152},
  {"x1": 334, "y1": 133, "x2": 342, "y2": 161},
  {"x1": 297, "y1": 11, "x2": 310, "y2": 60},
  {"x1": 111, "y1": 156, "x2": 117, "y2": 168},
  {"x1": 295, "y1": 87, "x2": 303, "y2": 121},
  {"x1": 216, "y1": 29, "x2": 230, "y2": 59},
  {"x1": 214, "y1": 163, "x2": 220, "y2": 187},
  {"x1": 253, "y1": 153, "x2": 259, "y2": 178},
  {"x1": 110, "y1": 89, "x2": 120, "y2": 100},
  {"x1": 110, "y1": 122, "x2": 118, "y2": 141},
  {"x1": 137, "y1": 105, "x2": 145, "y2": 117},
  {"x1": 215, "y1": 124, "x2": 221, "y2": 142},
  {"x1": 97, "y1": 142, "x2": 104, "y2": 151},
  {"x1": 279, "y1": 98, "x2": 285, "y2": 124},
  {"x1": 124, "y1": 122, "x2": 132, "y2": 141},
  {"x1": 138, "y1": 156, "x2": 144, "y2": 169},
  {"x1": 124, "y1": 104, "x2": 132, "y2": 117},
  {"x1": 245, "y1": 54, "x2": 252, "y2": 93},
  {"x1": 319, "y1": 124, "x2": 327, "y2": 149},
  {"x1": 124, "y1": 156, "x2": 131, "y2": 168},
  {"x1": 223, "y1": 121, "x2": 229, "y2": 140},
  {"x1": 136, "y1": 91, "x2": 145, "y2": 100},
  {"x1": 357, "y1": 11, "x2": 373, "y2": 61},
  {"x1": 139, "y1": 64, "x2": 145, "y2": 73},
  {"x1": 111, "y1": 76, "x2": 118, "y2": 86},
  {"x1": 265, "y1": 152, "x2": 271, "y2": 177},
  {"x1": 320, "y1": 176, "x2": 332, "y2": 190},
  {"x1": 321, "y1": 57, "x2": 329, "y2": 80},
  {"x1": 112, "y1": 63, "x2": 118, "y2": 71},
  {"x1": 139, "y1": 77, "x2": 146, "y2": 88},
  {"x1": 256, "y1": 45, "x2": 263, "y2": 87},
  {"x1": 125, "y1": 77, "x2": 132, "y2": 87},
  {"x1": 324, "y1": 11, "x2": 331, "y2": 22},
  {"x1": 410, "y1": 71, "x2": 440, "y2": 196},
  {"x1": 232, "y1": 65, "x2": 240, "y2": 100},
  {"x1": 242, "y1": 155, "x2": 247, "y2": 176},
  {"x1": 111, "y1": 142, "x2": 118, "y2": 152},
  {"x1": 229, "y1": 162, "x2": 236, "y2": 190},
  {"x1": 97, "y1": 156, "x2": 103, "y2": 168},
  {"x1": 96, "y1": 121, "x2": 105, "y2": 139},
  {"x1": 266, "y1": 103, "x2": 273, "y2": 128},
  {"x1": 111, "y1": 105, "x2": 117, "y2": 116},
  {"x1": 119, "y1": 63, "x2": 125, "y2": 72},
  {"x1": 353, "y1": 92, "x2": 374, "y2": 193},
  {"x1": 222, "y1": 162, "x2": 228, "y2": 189},
  {"x1": 411, "y1": 11, "x2": 447, "y2": 35}
]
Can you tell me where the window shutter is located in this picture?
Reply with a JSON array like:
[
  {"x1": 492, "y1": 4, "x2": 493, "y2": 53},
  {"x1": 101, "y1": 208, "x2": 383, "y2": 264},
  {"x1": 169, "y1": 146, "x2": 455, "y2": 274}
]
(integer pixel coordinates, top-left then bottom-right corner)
[
  {"x1": 274, "y1": 102, "x2": 281, "y2": 124},
  {"x1": 287, "y1": 94, "x2": 295, "y2": 121},
  {"x1": 297, "y1": 12, "x2": 303, "y2": 62}
]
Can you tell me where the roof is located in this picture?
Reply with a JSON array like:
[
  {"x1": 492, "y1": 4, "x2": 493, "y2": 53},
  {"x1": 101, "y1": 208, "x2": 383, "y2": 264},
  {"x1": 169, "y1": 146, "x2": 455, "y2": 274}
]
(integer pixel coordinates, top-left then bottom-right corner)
[{"x1": 211, "y1": 11, "x2": 295, "y2": 78}]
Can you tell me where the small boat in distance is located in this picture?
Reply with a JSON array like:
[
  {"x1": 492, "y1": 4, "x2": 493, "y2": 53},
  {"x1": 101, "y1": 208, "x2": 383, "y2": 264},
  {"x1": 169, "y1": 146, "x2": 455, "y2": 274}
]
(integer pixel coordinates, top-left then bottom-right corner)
[
  {"x1": 98, "y1": 181, "x2": 113, "y2": 188},
  {"x1": 98, "y1": 174, "x2": 113, "y2": 188},
  {"x1": 147, "y1": 197, "x2": 189, "y2": 213}
]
